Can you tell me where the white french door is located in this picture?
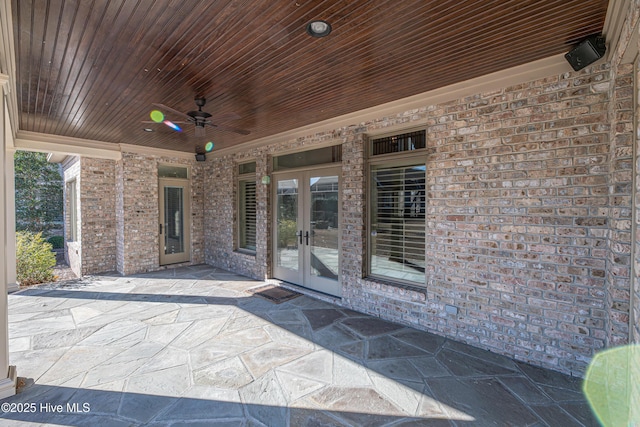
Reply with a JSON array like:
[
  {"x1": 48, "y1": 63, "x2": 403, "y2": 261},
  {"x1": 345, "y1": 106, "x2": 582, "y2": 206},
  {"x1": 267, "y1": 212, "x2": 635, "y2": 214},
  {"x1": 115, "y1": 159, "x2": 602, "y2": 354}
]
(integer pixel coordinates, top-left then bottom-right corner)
[
  {"x1": 159, "y1": 178, "x2": 191, "y2": 265},
  {"x1": 273, "y1": 166, "x2": 341, "y2": 296}
]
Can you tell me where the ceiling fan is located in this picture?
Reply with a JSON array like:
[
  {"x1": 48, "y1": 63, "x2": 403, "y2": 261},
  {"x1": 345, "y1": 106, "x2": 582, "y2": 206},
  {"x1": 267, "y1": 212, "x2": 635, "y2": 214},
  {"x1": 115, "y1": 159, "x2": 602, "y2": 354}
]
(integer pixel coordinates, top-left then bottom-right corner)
[{"x1": 146, "y1": 97, "x2": 250, "y2": 137}]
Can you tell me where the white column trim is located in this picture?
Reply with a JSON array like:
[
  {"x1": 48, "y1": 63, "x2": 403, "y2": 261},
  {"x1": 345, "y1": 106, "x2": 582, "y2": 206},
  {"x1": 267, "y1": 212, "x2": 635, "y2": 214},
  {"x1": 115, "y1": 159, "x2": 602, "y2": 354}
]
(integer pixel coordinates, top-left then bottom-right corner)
[
  {"x1": 4, "y1": 130, "x2": 16, "y2": 293},
  {"x1": 0, "y1": 82, "x2": 16, "y2": 399},
  {"x1": 604, "y1": 0, "x2": 635, "y2": 63},
  {"x1": 0, "y1": 367, "x2": 17, "y2": 400},
  {"x1": 14, "y1": 131, "x2": 201, "y2": 161}
]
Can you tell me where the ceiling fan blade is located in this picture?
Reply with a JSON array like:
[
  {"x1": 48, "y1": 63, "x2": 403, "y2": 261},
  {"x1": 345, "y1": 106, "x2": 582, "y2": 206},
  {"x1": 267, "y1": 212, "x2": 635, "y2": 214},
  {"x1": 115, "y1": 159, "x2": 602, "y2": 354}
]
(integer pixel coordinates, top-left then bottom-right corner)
[
  {"x1": 208, "y1": 112, "x2": 241, "y2": 122},
  {"x1": 209, "y1": 123, "x2": 251, "y2": 135},
  {"x1": 141, "y1": 120, "x2": 189, "y2": 124},
  {"x1": 152, "y1": 103, "x2": 193, "y2": 122}
]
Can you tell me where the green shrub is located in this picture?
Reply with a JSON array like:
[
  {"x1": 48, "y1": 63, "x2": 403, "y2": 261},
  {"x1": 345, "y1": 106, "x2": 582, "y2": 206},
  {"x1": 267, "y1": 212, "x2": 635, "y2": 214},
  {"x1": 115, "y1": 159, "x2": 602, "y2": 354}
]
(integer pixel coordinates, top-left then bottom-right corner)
[
  {"x1": 278, "y1": 219, "x2": 298, "y2": 248},
  {"x1": 47, "y1": 235, "x2": 64, "y2": 249},
  {"x1": 16, "y1": 231, "x2": 56, "y2": 286}
]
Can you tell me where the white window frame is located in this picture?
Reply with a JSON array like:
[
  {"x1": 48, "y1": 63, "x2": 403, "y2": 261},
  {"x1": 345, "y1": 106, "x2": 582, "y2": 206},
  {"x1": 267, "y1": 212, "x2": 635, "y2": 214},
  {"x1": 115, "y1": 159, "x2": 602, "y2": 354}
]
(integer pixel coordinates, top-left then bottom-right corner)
[
  {"x1": 367, "y1": 129, "x2": 427, "y2": 286},
  {"x1": 67, "y1": 180, "x2": 78, "y2": 242}
]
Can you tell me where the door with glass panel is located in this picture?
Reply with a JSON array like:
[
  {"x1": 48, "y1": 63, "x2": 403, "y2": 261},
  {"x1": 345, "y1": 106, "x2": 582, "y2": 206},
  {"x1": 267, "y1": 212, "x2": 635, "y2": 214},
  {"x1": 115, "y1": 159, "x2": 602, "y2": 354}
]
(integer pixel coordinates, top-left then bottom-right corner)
[
  {"x1": 273, "y1": 167, "x2": 341, "y2": 296},
  {"x1": 159, "y1": 177, "x2": 191, "y2": 265}
]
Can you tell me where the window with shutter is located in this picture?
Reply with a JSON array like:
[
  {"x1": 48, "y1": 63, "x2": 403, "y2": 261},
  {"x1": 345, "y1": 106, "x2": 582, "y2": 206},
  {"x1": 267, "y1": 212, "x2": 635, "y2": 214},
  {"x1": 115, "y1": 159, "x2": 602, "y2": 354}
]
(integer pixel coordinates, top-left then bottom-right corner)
[
  {"x1": 368, "y1": 130, "x2": 427, "y2": 285},
  {"x1": 238, "y1": 162, "x2": 257, "y2": 253}
]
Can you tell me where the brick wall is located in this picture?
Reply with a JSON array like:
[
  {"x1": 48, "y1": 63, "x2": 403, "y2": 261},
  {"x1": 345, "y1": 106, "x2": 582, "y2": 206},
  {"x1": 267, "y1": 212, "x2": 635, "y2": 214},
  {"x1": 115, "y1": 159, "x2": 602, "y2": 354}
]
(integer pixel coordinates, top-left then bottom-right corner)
[
  {"x1": 115, "y1": 155, "x2": 125, "y2": 274},
  {"x1": 115, "y1": 152, "x2": 204, "y2": 275},
  {"x1": 340, "y1": 132, "x2": 367, "y2": 288},
  {"x1": 631, "y1": 0, "x2": 640, "y2": 417},
  {"x1": 631, "y1": 2, "x2": 640, "y2": 421},
  {"x1": 352, "y1": 64, "x2": 618, "y2": 375},
  {"x1": 190, "y1": 160, "x2": 206, "y2": 266},
  {"x1": 205, "y1": 147, "x2": 272, "y2": 280},
  {"x1": 607, "y1": 62, "x2": 634, "y2": 348},
  {"x1": 115, "y1": 152, "x2": 158, "y2": 275},
  {"x1": 80, "y1": 158, "x2": 117, "y2": 274},
  {"x1": 204, "y1": 59, "x2": 632, "y2": 375},
  {"x1": 626, "y1": 0, "x2": 640, "y2": 348}
]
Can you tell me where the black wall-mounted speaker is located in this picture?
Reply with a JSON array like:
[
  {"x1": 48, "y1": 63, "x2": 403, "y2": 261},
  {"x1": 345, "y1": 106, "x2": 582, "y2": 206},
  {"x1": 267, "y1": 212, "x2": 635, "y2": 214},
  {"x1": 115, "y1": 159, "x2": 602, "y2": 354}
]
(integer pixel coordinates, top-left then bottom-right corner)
[
  {"x1": 565, "y1": 35, "x2": 606, "y2": 71},
  {"x1": 195, "y1": 153, "x2": 206, "y2": 162}
]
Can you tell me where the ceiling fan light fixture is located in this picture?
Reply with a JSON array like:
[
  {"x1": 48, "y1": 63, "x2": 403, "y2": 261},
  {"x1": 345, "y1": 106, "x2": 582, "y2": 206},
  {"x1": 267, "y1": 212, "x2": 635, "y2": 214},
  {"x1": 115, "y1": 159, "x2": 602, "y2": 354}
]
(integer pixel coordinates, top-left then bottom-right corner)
[{"x1": 306, "y1": 20, "x2": 331, "y2": 37}]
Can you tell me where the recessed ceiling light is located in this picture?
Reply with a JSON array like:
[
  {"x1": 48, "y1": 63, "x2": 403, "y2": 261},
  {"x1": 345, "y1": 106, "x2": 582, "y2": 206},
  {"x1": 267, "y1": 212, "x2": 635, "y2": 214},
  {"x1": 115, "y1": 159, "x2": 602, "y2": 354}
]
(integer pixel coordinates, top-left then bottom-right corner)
[
  {"x1": 306, "y1": 20, "x2": 331, "y2": 37},
  {"x1": 143, "y1": 128, "x2": 153, "y2": 132}
]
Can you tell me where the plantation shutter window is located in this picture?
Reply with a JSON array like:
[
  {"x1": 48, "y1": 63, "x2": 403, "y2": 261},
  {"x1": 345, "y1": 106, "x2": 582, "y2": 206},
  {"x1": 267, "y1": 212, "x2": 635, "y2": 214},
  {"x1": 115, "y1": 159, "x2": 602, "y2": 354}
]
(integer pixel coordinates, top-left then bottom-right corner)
[
  {"x1": 369, "y1": 164, "x2": 426, "y2": 285},
  {"x1": 238, "y1": 162, "x2": 257, "y2": 253}
]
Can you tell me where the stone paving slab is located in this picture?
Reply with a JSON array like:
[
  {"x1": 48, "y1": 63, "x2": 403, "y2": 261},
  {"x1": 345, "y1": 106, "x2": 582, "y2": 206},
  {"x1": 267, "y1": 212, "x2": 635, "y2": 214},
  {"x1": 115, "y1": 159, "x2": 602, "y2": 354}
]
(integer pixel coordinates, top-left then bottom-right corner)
[{"x1": 1, "y1": 265, "x2": 599, "y2": 426}]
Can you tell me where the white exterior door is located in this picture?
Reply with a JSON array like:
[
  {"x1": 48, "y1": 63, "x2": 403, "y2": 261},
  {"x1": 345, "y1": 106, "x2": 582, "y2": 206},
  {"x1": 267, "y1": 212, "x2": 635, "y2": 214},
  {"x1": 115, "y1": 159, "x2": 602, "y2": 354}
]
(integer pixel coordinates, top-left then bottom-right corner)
[
  {"x1": 159, "y1": 178, "x2": 191, "y2": 265},
  {"x1": 273, "y1": 166, "x2": 341, "y2": 296}
]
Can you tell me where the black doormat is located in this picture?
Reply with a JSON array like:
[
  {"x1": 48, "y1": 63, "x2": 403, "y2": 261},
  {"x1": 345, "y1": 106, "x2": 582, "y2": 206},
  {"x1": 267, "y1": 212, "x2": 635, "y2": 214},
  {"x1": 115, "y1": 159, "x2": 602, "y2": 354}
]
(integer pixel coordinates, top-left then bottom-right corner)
[{"x1": 248, "y1": 285, "x2": 302, "y2": 304}]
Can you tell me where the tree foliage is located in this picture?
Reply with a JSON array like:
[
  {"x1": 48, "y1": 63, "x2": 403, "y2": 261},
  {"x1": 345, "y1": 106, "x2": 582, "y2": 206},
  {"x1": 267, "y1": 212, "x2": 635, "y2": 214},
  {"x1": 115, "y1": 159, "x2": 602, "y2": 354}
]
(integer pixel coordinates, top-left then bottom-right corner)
[{"x1": 14, "y1": 151, "x2": 63, "y2": 233}]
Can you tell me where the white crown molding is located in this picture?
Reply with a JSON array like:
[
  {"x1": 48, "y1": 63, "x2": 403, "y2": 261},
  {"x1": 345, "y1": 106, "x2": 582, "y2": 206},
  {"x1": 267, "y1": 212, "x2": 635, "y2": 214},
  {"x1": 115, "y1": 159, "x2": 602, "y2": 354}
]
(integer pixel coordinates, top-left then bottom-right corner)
[
  {"x1": 15, "y1": 131, "x2": 198, "y2": 161},
  {"x1": 14, "y1": 131, "x2": 122, "y2": 160},
  {"x1": 210, "y1": 53, "x2": 574, "y2": 158}
]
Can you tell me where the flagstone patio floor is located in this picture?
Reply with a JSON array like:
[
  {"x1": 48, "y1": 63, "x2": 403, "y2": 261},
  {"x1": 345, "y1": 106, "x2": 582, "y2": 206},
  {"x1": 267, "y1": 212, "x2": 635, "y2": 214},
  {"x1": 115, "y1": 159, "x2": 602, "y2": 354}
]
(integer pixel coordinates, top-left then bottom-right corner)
[{"x1": 2, "y1": 265, "x2": 599, "y2": 426}]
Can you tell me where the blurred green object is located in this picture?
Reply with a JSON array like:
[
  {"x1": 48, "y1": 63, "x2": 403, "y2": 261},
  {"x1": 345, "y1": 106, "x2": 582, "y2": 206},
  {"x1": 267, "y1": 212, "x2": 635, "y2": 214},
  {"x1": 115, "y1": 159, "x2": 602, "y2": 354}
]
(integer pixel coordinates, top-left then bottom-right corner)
[
  {"x1": 150, "y1": 110, "x2": 164, "y2": 123},
  {"x1": 583, "y1": 345, "x2": 640, "y2": 427}
]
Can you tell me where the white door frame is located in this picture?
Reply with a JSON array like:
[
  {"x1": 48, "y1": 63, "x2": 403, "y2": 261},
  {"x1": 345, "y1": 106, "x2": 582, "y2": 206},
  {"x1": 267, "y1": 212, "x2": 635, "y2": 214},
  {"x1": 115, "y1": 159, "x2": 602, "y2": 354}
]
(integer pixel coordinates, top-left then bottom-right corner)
[
  {"x1": 159, "y1": 177, "x2": 191, "y2": 265},
  {"x1": 272, "y1": 165, "x2": 341, "y2": 296}
]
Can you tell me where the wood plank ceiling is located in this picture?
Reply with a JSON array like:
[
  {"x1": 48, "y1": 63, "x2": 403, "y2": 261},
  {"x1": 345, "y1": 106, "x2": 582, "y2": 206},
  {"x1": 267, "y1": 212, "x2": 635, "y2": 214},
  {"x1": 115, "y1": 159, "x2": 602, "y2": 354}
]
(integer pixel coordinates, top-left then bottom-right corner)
[{"x1": 13, "y1": 0, "x2": 609, "y2": 153}]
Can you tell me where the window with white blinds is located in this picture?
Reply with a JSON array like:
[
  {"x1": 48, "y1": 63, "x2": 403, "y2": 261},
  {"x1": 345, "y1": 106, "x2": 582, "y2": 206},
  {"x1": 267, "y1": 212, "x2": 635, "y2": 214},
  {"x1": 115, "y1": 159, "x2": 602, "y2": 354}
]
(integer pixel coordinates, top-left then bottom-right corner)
[
  {"x1": 370, "y1": 163, "x2": 426, "y2": 284},
  {"x1": 238, "y1": 162, "x2": 257, "y2": 252}
]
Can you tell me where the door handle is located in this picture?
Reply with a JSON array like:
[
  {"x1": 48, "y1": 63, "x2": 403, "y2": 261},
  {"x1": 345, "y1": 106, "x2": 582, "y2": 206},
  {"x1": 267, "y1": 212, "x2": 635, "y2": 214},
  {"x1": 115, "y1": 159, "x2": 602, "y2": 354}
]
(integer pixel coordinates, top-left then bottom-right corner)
[
  {"x1": 305, "y1": 231, "x2": 309, "y2": 245},
  {"x1": 298, "y1": 230, "x2": 303, "y2": 244},
  {"x1": 159, "y1": 223, "x2": 163, "y2": 235}
]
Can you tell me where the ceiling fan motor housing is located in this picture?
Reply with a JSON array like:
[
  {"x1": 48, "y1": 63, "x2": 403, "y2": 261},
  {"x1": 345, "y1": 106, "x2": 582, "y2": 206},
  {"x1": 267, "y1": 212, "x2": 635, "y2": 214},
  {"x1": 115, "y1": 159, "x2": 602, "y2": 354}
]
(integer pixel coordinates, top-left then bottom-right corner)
[
  {"x1": 188, "y1": 97, "x2": 212, "y2": 125},
  {"x1": 188, "y1": 110, "x2": 212, "y2": 122}
]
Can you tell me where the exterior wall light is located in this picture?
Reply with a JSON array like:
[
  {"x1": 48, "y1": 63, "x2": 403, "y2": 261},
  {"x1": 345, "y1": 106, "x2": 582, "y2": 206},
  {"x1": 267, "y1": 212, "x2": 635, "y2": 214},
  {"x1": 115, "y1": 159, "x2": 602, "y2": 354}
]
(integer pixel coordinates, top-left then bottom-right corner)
[{"x1": 306, "y1": 20, "x2": 331, "y2": 37}]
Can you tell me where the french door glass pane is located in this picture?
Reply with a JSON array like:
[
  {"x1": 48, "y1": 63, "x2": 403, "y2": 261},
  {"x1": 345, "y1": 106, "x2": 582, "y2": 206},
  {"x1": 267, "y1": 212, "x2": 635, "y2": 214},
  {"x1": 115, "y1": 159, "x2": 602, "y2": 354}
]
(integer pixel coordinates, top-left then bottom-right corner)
[
  {"x1": 164, "y1": 186, "x2": 185, "y2": 255},
  {"x1": 276, "y1": 179, "x2": 298, "y2": 270},
  {"x1": 309, "y1": 175, "x2": 339, "y2": 280},
  {"x1": 370, "y1": 164, "x2": 426, "y2": 284}
]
